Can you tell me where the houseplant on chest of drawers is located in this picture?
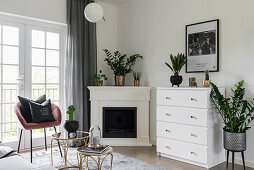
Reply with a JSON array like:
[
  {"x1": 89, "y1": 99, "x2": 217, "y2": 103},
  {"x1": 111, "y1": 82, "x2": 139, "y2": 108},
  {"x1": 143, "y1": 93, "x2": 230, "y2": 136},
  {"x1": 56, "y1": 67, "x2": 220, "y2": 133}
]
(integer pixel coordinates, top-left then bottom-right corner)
[
  {"x1": 156, "y1": 87, "x2": 225, "y2": 169},
  {"x1": 210, "y1": 80, "x2": 254, "y2": 170}
]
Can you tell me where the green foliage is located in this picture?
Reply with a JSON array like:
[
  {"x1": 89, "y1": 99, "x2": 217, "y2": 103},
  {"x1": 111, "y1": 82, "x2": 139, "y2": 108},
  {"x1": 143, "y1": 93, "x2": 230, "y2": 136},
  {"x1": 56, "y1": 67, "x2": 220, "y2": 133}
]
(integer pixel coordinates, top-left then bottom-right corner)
[
  {"x1": 92, "y1": 69, "x2": 108, "y2": 83},
  {"x1": 103, "y1": 49, "x2": 143, "y2": 76},
  {"x1": 67, "y1": 105, "x2": 75, "y2": 121},
  {"x1": 165, "y1": 53, "x2": 187, "y2": 75},
  {"x1": 133, "y1": 72, "x2": 141, "y2": 81},
  {"x1": 205, "y1": 70, "x2": 209, "y2": 80},
  {"x1": 210, "y1": 81, "x2": 254, "y2": 133}
]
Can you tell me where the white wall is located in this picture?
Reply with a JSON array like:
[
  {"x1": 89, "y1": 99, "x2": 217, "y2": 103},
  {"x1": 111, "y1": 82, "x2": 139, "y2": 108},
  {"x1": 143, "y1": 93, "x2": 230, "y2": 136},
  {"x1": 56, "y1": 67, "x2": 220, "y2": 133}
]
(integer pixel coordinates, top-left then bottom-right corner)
[
  {"x1": 113, "y1": 0, "x2": 254, "y2": 167},
  {"x1": 97, "y1": 2, "x2": 118, "y2": 85},
  {"x1": 0, "y1": 0, "x2": 66, "y2": 23}
]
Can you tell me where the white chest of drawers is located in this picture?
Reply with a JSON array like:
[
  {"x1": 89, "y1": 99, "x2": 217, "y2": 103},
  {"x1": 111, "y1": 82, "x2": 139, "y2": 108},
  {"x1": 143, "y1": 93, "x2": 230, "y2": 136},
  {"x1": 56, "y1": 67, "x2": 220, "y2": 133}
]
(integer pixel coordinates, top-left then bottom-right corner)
[{"x1": 156, "y1": 87, "x2": 225, "y2": 169}]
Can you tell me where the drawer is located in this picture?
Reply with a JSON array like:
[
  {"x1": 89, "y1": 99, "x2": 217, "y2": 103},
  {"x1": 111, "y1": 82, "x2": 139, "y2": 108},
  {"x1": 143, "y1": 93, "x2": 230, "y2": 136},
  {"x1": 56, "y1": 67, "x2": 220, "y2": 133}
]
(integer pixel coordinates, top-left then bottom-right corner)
[
  {"x1": 157, "y1": 106, "x2": 208, "y2": 127},
  {"x1": 157, "y1": 137, "x2": 207, "y2": 164},
  {"x1": 156, "y1": 90, "x2": 208, "y2": 108},
  {"x1": 157, "y1": 121, "x2": 207, "y2": 145}
]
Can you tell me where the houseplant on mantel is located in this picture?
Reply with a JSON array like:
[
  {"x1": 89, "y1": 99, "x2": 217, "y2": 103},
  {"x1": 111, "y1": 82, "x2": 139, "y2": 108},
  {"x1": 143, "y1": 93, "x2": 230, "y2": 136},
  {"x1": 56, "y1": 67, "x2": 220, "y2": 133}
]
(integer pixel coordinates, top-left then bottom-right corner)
[
  {"x1": 210, "y1": 80, "x2": 254, "y2": 169},
  {"x1": 92, "y1": 69, "x2": 107, "y2": 86},
  {"x1": 165, "y1": 53, "x2": 187, "y2": 87},
  {"x1": 103, "y1": 49, "x2": 143, "y2": 86},
  {"x1": 64, "y1": 105, "x2": 79, "y2": 138}
]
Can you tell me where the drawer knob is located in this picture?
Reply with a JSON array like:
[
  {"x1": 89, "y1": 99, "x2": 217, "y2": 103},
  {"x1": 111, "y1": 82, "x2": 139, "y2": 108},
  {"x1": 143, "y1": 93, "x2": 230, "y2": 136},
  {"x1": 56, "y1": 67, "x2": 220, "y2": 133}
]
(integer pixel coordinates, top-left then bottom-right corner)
[
  {"x1": 190, "y1": 115, "x2": 196, "y2": 119},
  {"x1": 165, "y1": 113, "x2": 171, "y2": 117},
  {"x1": 165, "y1": 129, "x2": 171, "y2": 133},
  {"x1": 191, "y1": 133, "x2": 197, "y2": 137},
  {"x1": 165, "y1": 146, "x2": 171, "y2": 149},
  {"x1": 165, "y1": 96, "x2": 171, "y2": 100},
  {"x1": 190, "y1": 151, "x2": 196, "y2": 155},
  {"x1": 190, "y1": 97, "x2": 196, "y2": 101}
]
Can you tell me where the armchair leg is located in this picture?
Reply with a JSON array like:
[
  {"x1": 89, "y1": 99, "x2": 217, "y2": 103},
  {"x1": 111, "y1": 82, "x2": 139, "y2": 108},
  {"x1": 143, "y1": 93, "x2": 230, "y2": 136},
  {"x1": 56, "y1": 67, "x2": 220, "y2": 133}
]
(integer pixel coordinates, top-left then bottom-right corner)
[
  {"x1": 17, "y1": 129, "x2": 23, "y2": 153},
  {"x1": 30, "y1": 130, "x2": 32, "y2": 163},
  {"x1": 44, "y1": 128, "x2": 47, "y2": 151},
  {"x1": 54, "y1": 127, "x2": 63, "y2": 157}
]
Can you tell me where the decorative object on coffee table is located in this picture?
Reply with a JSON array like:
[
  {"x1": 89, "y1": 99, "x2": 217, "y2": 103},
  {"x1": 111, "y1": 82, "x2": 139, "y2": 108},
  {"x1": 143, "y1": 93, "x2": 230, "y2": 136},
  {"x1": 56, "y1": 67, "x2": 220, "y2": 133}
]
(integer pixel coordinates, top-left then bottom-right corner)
[
  {"x1": 189, "y1": 77, "x2": 197, "y2": 87},
  {"x1": 186, "y1": 19, "x2": 219, "y2": 73},
  {"x1": 89, "y1": 125, "x2": 102, "y2": 148},
  {"x1": 165, "y1": 53, "x2": 187, "y2": 87},
  {"x1": 64, "y1": 105, "x2": 79, "y2": 138},
  {"x1": 78, "y1": 146, "x2": 113, "y2": 170},
  {"x1": 133, "y1": 72, "x2": 141, "y2": 86},
  {"x1": 92, "y1": 69, "x2": 107, "y2": 86},
  {"x1": 202, "y1": 70, "x2": 211, "y2": 87},
  {"x1": 51, "y1": 131, "x2": 89, "y2": 169},
  {"x1": 210, "y1": 80, "x2": 254, "y2": 170},
  {"x1": 103, "y1": 49, "x2": 143, "y2": 86}
]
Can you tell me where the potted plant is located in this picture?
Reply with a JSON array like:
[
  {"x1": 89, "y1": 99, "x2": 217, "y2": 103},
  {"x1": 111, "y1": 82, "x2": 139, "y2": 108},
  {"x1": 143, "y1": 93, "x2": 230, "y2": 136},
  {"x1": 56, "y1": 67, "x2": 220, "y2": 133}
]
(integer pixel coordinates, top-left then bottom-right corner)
[
  {"x1": 133, "y1": 72, "x2": 141, "y2": 86},
  {"x1": 165, "y1": 53, "x2": 187, "y2": 87},
  {"x1": 210, "y1": 81, "x2": 254, "y2": 168},
  {"x1": 64, "y1": 105, "x2": 79, "y2": 138},
  {"x1": 92, "y1": 69, "x2": 107, "y2": 86},
  {"x1": 202, "y1": 70, "x2": 211, "y2": 87},
  {"x1": 103, "y1": 49, "x2": 143, "y2": 86}
]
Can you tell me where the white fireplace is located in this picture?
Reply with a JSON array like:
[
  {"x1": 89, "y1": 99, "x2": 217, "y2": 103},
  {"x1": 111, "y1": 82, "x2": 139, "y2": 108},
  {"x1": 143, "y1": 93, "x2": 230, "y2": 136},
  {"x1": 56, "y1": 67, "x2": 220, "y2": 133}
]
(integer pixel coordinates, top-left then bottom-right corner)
[{"x1": 88, "y1": 86, "x2": 152, "y2": 146}]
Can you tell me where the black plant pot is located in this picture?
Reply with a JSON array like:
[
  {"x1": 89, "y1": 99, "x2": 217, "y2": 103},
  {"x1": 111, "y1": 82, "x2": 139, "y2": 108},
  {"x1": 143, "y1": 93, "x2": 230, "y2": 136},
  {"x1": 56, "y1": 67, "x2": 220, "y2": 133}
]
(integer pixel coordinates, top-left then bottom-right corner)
[
  {"x1": 64, "y1": 120, "x2": 79, "y2": 138},
  {"x1": 170, "y1": 75, "x2": 183, "y2": 87},
  {"x1": 224, "y1": 130, "x2": 246, "y2": 152}
]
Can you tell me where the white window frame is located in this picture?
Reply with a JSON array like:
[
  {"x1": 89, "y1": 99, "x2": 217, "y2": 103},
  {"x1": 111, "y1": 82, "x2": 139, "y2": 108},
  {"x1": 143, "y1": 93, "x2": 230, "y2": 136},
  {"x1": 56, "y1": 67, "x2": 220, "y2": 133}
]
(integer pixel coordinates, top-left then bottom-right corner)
[{"x1": 0, "y1": 12, "x2": 66, "y2": 149}]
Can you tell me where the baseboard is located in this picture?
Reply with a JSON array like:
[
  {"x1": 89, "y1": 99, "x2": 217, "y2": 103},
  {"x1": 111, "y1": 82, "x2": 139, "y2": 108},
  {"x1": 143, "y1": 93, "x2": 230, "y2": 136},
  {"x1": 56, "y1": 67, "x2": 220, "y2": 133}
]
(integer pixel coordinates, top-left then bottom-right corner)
[
  {"x1": 149, "y1": 139, "x2": 156, "y2": 146},
  {"x1": 230, "y1": 159, "x2": 254, "y2": 168}
]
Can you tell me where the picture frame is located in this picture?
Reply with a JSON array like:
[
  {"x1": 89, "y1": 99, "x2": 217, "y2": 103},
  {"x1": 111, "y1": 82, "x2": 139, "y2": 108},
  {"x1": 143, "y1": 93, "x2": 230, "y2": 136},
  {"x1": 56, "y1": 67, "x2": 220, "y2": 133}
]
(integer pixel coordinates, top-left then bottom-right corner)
[{"x1": 186, "y1": 19, "x2": 219, "y2": 73}]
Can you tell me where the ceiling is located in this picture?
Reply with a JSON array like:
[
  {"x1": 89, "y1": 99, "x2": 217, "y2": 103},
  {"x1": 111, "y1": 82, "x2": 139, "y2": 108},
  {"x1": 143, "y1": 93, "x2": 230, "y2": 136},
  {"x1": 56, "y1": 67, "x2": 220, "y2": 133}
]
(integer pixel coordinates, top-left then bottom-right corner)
[{"x1": 97, "y1": 0, "x2": 133, "y2": 5}]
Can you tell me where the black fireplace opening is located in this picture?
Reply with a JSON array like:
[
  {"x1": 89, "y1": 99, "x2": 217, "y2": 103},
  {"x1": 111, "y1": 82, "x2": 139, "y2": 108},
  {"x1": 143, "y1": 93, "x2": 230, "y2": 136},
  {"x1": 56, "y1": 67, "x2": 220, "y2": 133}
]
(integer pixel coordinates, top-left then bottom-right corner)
[{"x1": 103, "y1": 107, "x2": 137, "y2": 138}]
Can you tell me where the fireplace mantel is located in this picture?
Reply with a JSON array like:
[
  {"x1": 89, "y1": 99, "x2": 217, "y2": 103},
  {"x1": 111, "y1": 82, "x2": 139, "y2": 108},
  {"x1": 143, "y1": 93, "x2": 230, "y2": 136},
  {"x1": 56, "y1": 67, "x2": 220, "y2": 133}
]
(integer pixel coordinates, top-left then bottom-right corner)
[{"x1": 88, "y1": 86, "x2": 152, "y2": 146}]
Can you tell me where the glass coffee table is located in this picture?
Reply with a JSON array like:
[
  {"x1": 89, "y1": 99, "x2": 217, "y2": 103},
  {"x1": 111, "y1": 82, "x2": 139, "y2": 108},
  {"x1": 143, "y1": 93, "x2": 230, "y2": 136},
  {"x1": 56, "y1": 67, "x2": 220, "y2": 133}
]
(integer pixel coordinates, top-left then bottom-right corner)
[
  {"x1": 77, "y1": 146, "x2": 113, "y2": 170},
  {"x1": 51, "y1": 131, "x2": 89, "y2": 170}
]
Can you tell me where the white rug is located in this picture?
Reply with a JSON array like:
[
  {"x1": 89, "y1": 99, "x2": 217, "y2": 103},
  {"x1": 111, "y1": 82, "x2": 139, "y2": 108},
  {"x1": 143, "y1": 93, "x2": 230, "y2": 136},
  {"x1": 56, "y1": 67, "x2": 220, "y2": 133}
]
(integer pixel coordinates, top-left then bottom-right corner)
[{"x1": 28, "y1": 148, "x2": 168, "y2": 170}]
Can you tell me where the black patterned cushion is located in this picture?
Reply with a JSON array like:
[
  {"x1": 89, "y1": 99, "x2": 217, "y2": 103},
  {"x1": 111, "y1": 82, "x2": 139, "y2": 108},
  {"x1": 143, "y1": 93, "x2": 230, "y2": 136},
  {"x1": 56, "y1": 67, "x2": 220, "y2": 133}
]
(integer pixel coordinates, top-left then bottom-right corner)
[
  {"x1": 29, "y1": 99, "x2": 55, "y2": 123},
  {"x1": 18, "y1": 95, "x2": 46, "y2": 123}
]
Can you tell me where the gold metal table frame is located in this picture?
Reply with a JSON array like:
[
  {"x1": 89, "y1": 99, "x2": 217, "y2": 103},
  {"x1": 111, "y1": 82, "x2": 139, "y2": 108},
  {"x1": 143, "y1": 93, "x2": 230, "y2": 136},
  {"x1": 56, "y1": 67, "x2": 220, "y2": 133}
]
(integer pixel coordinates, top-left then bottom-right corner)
[
  {"x1": 77, "y1": 147, "x2": 113, "y2": 170},
  {"x1": 51, "y1": 131, "x2": 89, "y2": 170}
]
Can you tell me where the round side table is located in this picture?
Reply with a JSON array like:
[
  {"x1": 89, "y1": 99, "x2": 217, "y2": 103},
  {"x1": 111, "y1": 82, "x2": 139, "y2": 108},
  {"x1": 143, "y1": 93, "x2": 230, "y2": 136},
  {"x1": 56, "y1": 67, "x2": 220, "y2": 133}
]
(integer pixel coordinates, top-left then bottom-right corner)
[
  {"x1": 51, "y1": 131, "x2": 89, "y2": 170},
  {"x1": 77, "y1": 147, "x2": 113, "y2": 170}
]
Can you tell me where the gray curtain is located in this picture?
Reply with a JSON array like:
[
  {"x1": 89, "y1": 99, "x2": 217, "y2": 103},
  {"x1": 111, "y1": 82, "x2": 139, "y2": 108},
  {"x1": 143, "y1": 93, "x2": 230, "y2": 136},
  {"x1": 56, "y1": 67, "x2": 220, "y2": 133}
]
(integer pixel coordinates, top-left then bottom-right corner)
[{"x1": 66, "y1": 0, "x2": 97, "y2": 131}]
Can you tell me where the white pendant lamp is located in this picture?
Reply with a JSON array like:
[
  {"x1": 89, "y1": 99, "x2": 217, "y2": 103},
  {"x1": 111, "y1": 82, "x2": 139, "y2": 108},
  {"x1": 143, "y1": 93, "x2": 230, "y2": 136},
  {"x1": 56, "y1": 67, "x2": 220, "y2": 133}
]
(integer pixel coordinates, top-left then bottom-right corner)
[{"x1": 84, "y1": 2, "x2": 104, "y2": 23}]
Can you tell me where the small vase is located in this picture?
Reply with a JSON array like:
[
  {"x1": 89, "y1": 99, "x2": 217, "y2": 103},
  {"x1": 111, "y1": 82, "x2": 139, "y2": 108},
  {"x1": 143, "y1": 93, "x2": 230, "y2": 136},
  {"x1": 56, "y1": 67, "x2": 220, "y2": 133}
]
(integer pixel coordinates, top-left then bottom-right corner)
[
  {"x1": 134, "y1": 80, "x2": 140, "y2": 86},
  {"x1": 64, "y1": 120, "x2": 79, "y2": 138},
  {"x1": 224, "y1": 130, "x2": 246, "y2": 152},
  {"x1": 115, "y1": 75, "x2": 125, "y2": 86},
  {"x1": 97, "y1": 80, "x2": 103, "y2": 86},
  {"x1": 170, "y1": 75, "x2": 183, "y2": 87},
  {"x1": 202, "y1": 80, "x2": 211, "y2": 87}
]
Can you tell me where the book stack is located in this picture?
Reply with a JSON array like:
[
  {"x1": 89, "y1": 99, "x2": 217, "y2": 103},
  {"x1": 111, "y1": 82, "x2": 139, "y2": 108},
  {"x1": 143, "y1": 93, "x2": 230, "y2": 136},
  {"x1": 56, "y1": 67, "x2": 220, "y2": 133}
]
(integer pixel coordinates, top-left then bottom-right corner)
[{"x1": 80, "y1": 145, "x2": 110, "y2": 154}]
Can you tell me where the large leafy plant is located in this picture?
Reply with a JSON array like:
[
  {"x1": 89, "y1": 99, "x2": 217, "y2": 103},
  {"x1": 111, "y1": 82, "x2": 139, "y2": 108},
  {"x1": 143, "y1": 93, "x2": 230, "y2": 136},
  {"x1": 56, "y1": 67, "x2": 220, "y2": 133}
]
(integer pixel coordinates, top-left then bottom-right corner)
[
  {"x1": 103, "y1": 49, "x2": 143, "y2": 76},
  {"x1": 210, "y1": 81, "x2": 254, "y2": 133},
  {"x1": 165, "y1": 53, "x2": 187, "y2": 76}
]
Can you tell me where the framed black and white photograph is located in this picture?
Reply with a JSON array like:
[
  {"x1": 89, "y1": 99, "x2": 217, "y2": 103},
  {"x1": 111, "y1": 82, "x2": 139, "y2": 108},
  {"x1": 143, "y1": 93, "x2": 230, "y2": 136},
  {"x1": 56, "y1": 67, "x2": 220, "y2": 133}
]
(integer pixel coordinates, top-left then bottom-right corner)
[{"x1": 186, "y1": 19, "x2": 219, "y2": 73}]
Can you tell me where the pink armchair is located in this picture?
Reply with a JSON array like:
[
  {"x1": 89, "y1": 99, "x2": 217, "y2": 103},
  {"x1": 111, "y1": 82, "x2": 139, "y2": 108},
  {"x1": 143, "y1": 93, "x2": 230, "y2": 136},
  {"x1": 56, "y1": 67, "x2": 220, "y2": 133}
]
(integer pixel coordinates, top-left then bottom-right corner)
[{"x1": 14, "y1": 102, "x2": 62, "y2": 163}]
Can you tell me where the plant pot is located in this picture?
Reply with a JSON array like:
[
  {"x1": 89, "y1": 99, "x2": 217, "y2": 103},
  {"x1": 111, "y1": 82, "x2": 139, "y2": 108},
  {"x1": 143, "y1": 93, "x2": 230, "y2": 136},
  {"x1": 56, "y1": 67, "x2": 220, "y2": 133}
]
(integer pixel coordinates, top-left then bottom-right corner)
[
  {"x1": 115, "y1": 75, "x2": 125, "y2": 86},
  {"x1": 97, "y1": 80, "x2": 103, "y2": 86},
  {"x1": 170, "y1": 75, "x2": 183, "y2": 87},
  {"x1": 202, "y1": 80, "x2": 211, "y2": 87},
  {"x1": 64, "y1": 120, "x2": 79, "y2": 135},
  {"x1": 224, "y1": 130, "x2": 246, "y2": 151},
  {"x1": 134, "y1": 80, "x2": 140, "y2": 86}
]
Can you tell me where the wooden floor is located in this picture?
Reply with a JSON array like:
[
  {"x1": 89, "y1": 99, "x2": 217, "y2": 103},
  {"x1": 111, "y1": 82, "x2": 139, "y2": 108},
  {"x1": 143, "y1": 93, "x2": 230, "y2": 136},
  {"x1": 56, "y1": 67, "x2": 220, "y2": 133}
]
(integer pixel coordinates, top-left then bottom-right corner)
[{"x1": 20, "y1": 146, "x2": 253, "y2": 170}]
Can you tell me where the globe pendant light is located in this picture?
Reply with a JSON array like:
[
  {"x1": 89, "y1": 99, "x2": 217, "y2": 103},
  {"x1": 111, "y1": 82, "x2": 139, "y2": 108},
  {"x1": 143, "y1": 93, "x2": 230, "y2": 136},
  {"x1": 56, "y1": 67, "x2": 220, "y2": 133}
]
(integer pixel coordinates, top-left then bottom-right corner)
[{"x1": 84, "y1": 2, "x2": 104, "y2": 23}]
